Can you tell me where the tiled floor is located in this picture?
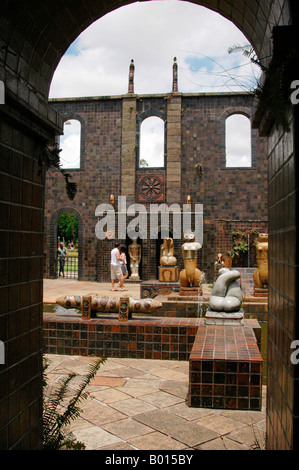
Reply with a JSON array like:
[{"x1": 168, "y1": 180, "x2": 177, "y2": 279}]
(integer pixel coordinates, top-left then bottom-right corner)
[
  {"x1": 43, "y1": 279, "x2": 267, "y2": 451},
  {"x1": 44, "y1": 354, "x2": 266, "y2": 451}
]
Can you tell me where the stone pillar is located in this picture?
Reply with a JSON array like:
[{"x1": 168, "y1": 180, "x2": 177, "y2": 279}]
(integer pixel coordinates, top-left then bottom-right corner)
[
  {"x1": 172, "y1": 57, "x2": 178, "y2": 93},
  {"x1": 121, "y1": 97, "x2": 137, "y2": 205},
  {"x1": 166, "y1": 94, "x2": 182, "y2": 204},
  {"x1": 128, "y1": 59, "x2": 135, "y2": 94}
]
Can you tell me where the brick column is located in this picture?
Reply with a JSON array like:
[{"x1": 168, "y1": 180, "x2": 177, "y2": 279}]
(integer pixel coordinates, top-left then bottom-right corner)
[
  {"x1": 121, "y1": 97, "x2": 137, "y2": 205},
  {"x1": 166, "y1": 94, "x2": 182, "y2": 204}
]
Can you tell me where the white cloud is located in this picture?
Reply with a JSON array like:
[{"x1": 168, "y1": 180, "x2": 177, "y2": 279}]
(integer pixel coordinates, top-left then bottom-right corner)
[{"x1": 49, "y1": 1, "x2": 260, "y2": 98}]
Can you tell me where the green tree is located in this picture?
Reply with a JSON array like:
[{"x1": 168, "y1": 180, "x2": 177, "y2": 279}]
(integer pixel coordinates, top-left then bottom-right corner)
[{"x1": 58, "y1": 213, "x2": 78, "y2": 243}]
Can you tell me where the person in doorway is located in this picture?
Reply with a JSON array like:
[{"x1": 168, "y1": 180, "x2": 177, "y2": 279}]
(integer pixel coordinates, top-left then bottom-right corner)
[
  {"x1": 119, "y1": 246, "x2": 129, "y2": 287},
  {"x1": 57, "y1": 242, "x2": 67, "y2": 277},
  {"x1": 111, "y1": 242, "x2": 127, "y2": 291}
]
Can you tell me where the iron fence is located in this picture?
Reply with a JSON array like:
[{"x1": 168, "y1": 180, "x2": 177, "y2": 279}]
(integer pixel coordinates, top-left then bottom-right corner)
[{"x1": 57, "y1": 252, "x2": 78, "y2": 279}]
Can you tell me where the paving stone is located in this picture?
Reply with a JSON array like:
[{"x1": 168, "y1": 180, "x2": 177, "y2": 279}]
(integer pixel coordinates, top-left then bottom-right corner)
[
  {"x1": 140, "y1": 390, "x2": 184, "y2": 408},
  {"x1": 195, "y1": 414, "x2": 246, "y2": 434},
  {"x1": 102, "y1": 417, "x2": 154, "y2": 440},
  {"x1": 197, "y1": 436, "x2": 250, "y2": 450},
  {"x1": 90, "y1": 377, "x2": 127, "y2": 387},
  {"x1": 90, "y1": 388, "x2": 131, "y2": 404},
  {"x1": 110, "y1": 397, "x2": 157, "y2": 416},
  {"x1": 225, "y1": 425, "x2": 266, "y2": 449},
  {"x1": 98, "y1": 441, "x2": 138, "y2": 451},
  {"x1": 134, "y1": 409, "x2": 220, "y2": 447},
  {"x1": 163, "y1": 402, "x2": 213, "y2": 421},
  {"x1": 72, "y1": 426, "x2": 122, "y2": 450},
  {"x1": 129, "y1": 431, "x2": 188, "y2": 451},
  {"x1": 80, "y1": 403, "x2": 127, "y2": 425}
]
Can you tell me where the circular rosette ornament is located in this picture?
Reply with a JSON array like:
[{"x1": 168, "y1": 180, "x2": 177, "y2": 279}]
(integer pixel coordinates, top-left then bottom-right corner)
[{"x1": 138, "y1": 174, "x2": 165, "y2": 202}]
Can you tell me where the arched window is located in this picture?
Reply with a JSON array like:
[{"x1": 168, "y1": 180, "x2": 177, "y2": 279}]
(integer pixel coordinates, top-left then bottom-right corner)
[
  {"x1": 225, "y1": 114, "x2": 251, "y2": 167},
  {"x1": 59, "y1": 119, "x2": 81, "y2": 169},
  {"x1": 139, "y1": 116, "x2": 165, "y2": 168}
]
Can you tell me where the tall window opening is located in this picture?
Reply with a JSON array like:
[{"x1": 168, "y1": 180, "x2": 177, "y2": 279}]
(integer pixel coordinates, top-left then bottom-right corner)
[
  {"x1": 225, "y1": 114, "x2": 251, "y2": 167},
  {"x1": 139, "y1": 116, "x2": 165, "y2": 168},
  {"x1": 60, "y1": 119, "x2": 81, "y2": 169}
]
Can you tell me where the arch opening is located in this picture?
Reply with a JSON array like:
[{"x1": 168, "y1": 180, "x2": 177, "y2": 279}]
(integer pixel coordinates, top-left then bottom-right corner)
[
  {"x1": 139, "y1": 116, "x2": 165, "y2": 168},
  {"x1": 225, "y1": 113, "x2": 252, "y2": 167},
  {"x1": 59, "y1": 119, "x2": 81, "y2": 169}
]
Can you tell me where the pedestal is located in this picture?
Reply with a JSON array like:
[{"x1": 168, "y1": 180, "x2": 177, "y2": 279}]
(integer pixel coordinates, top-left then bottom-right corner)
[
  {"x1": 254, "y1": 287, "x2": 268, "y2": 297},
  {"x1": 188, "y1": 318, "x2": 263, "y2": 410},
  {"x1": 204, "y1": 308, "x2": 244, "y2": 325},
  {"x1": 158, "y1": 266, "x2": 179, "y2": 282}
]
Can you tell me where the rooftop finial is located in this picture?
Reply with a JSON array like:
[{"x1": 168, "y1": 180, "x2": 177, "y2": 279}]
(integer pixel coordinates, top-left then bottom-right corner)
[
  {"x1": 172, "y1": 57, "x2": 178, "y2": 93},
  {"x1": 128, "y1": 59, "x2": 135, "y2": 94}
]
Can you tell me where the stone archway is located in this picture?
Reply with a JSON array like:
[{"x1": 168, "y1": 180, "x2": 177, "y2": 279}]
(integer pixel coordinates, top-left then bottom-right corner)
[{"x1": 0, "y1": 0, "x2": 298, "y2": 450}]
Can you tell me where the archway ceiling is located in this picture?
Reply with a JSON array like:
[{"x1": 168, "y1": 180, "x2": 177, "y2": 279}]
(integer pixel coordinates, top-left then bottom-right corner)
[{"x1": 0, "y1": 0, "x2": 291, "y2": 101}]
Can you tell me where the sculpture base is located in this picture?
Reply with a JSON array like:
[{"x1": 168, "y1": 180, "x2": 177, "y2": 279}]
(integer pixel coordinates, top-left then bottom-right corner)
[
  {"x1": 179, "y1": 286, "x2": 203, "y2": 296},
  {"x1": 254, "y1": 287, "x2": 268, "y2": 298},
  {"x1": 205, "y1": 308, "x2": 244, "y2": 326},
  {"x1": 129, "y1": 274, "x2": 140, "y2": 281},
  {"x1": 158, "y1": 266, "x2": 179, "y2": 282}
]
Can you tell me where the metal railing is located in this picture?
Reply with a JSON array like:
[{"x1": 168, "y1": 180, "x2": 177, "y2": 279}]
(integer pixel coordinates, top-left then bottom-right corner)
[{"x1": 57, "y1": 252, "x2": 78, "y2": 279}]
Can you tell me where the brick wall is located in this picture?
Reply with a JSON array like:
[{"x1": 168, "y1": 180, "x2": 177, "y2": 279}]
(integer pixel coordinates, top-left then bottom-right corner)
[
  {"x1": 0, "y1": 109, "x2": 56, "y2": 449},
  {"x1": 45, "y1": 92, "x2": 268, "y2": 283}
]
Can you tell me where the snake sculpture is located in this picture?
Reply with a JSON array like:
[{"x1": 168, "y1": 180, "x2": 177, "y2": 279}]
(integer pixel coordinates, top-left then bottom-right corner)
[{"x1": 209, "y1": 268, "x2": 243, "y2": 312}]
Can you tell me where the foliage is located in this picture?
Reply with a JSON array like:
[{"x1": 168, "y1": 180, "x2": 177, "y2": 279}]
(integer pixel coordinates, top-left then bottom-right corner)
[
  {"x1": 139, "y1": 158, "x2": 149, "y2": 168},
  {"x1": 39, "y1": 143, "x2": 78, "y2": 200},
  {"x1": 228, "y1": 43, "x2": 299, "y2": 133},
  {"x1": 227, "y1": 229, "x2": 259, "y2": 266},
  {"x1": 43, "y1": 356, "x2": 106, "y2": 450},
  {"x1": 58, "y1": 213, "x2": 78, "y2": 243}
]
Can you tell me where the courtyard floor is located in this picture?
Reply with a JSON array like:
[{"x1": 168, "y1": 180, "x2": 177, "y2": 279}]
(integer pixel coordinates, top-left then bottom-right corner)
[{"x1": 43, "y1": 279, "x2": 266, "y2": 451}]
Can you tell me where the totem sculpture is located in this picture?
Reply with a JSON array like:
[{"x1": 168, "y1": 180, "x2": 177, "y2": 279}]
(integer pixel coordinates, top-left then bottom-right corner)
[
  {"x1": 128, "y1": 238, "x2": 141, "y2": 280},
  {"x1": 56, "y1": 294, "x2": 162, "y2": 321},
  {"x1": 158, "y1": 237, "x2": 179, "y2": 282},
  {"x1": 208, "y1": 268, "x2": 243, "y2": 313},
  {"x1": 179, "y1": 232, "x2": 202, "y2": 287},
  {"x1": 160, "y1": 237, "x2": 177, "y2": 266},
  {"x1": 253, "y1": 233, "x2": 268, "y2": 289},
  {"x1": 214, "y1": 253, "x2": 225, "y2": 280}
]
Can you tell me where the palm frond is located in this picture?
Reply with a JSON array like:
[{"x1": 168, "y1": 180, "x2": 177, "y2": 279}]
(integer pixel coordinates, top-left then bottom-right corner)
[{"x1": 43, "y1": 356, "x2": 106, "y2": 450}]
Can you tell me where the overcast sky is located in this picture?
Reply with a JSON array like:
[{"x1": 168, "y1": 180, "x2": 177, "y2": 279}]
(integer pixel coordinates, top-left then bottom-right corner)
[
  {"x1": 49, "y1": 0, "x2": 260, "y2": 98},
  {"x1": 51, "y1": 1, "x2": 258, "y2": 168}
]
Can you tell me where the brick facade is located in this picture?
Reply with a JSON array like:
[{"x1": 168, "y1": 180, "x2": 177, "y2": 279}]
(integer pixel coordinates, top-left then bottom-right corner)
[{"x1": 44, "y1": 92, "x2": 268, "y2": 283}]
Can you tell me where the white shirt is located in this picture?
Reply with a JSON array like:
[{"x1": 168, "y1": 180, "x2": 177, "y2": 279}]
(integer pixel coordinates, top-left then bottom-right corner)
[{"x1": 111, "y1": 247, "x2": 121, "y2": 266}]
